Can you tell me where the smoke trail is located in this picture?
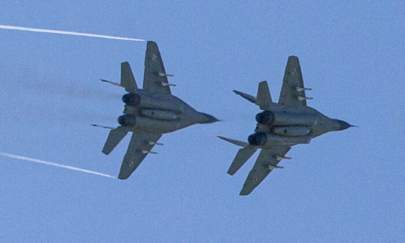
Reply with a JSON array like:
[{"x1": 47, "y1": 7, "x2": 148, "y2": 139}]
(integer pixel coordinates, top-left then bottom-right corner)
[
  {"x1": 0, "y1": 152, "x2": 116, "y2": 179},
  {"x1": 0, "y1": 24, "x2": 145, "y2": 42}
]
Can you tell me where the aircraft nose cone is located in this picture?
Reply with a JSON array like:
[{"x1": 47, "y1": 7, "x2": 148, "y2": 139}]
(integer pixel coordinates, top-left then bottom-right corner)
[
  {"x1": 336, "y1": 120, "x2": 353, "y2": 130},
  {"x1": 198, "y1": 112, "x2": 219, "y2": 124}
]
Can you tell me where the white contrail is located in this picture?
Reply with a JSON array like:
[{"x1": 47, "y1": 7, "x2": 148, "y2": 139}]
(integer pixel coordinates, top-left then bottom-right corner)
[
  {"x1": 0, "y1": 152, "x2": 116, "y2": 179},
  {"x1": 0, "y1": 24, "x2": 145, "y2": 42}
]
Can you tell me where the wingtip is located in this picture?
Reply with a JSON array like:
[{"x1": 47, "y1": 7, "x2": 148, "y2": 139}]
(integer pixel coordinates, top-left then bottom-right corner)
[
  {"x1": 227, "y1": 169, "x2": 236, "y2": 176},
  {"x1": 118, "y1": 173, "x2": 130, "y2": 180},
  {"x1": 217, "y1": 135, "x2": 231, "y2": 142},
  {"x1": 232, "y1": 90, "x2": 257, "y2": 105},
  {"x1": 217, "y1": 136, "x2": 228, "y2": 143},
  {"x1": 239, "y1": 190, "x2": 250, "y2": 196},
  {"x1": 233, "y1": 90, "x2": 245, "y2": 96}
]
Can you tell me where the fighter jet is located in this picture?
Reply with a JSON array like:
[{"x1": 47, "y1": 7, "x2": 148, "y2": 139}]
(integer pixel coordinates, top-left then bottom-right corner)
[
  {"x1": 96, "y1": 41, "x2": 218, "y2": 179},
  {"x1": 219, "y1": 56, "x2": 353, "y2": 195}
]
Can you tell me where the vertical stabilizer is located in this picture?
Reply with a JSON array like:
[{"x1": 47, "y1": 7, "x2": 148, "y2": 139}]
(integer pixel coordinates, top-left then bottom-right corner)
[
  {"x1": 121, "y1": 62, "x2": 137, "y2": 92},
  {"x1": 233, "y1": 81, "x2": 273, "y2": 109},
  {"x1": 256, "y1": 81, "x2": 272, "y2": 110}
]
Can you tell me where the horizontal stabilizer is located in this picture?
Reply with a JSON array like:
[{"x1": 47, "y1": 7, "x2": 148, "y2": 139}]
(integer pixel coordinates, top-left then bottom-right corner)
[
  {"x1": 233, "y1": 90, "x2": 256, "y2": 104},
  {"x1": 228, "y1": 145, "x2": 257, "y2": 175},
  {"x1": 218, "y1": 136, "x2": 248, "y2": 147},
  {"x1": 100, "y1": 79, "x2": 123, "y2": 88},
  {"x1": 102, "y1": 127, "x2": 130, "y2": 155},
  {"x1": 91, "y1": 124, "x2": 114, "y2": 130}
]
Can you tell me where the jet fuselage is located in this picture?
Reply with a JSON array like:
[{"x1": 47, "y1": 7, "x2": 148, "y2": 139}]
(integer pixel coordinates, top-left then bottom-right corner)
[
  {"x1": 248, "y1": 103, "x2": 351, "y2": 148},
  {"x1": 118, "y1": 90, "x2": 217, "y2": 134}
]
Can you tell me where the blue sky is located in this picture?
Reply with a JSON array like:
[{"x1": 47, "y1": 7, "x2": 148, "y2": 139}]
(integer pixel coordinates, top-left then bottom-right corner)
[{"x1": 0, "y1": 1, "x2": 404, "y2": 242}]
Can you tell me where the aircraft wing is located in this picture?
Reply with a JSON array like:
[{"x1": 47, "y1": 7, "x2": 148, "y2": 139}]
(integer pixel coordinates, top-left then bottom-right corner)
[
  {"x1": 143, "y1": 41, "x2": 172, "y2": 95},
  {"x1": 278, "y1": 56, "x2": 308, "y2": 107},
  {"x1": 240, "y1": 146, "x2": 290, "y2": 195},
  {"x1": 118, "y1": 131, "x2": 161, "y2": 179}
]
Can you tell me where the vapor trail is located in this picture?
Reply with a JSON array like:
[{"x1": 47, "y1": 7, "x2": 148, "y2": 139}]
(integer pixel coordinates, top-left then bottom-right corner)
[
  {"x1": 0, "y1": 152, "x2": 116, "y2": 179},
  {"x1": 0, "y1": 24, "x2": 145, "y2": 42}
]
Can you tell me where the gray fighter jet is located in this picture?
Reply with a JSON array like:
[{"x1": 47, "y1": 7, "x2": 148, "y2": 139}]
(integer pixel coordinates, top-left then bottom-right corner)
[
  {"x1": 219, "y1": 56, "x2": 353, "y2": 195},
  {"x1": 96, "y1": 41, "x2": 218, "y2": 179}
]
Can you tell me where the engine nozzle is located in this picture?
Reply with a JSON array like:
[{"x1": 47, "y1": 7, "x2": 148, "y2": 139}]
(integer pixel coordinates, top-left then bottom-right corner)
[
  {"x1": 118, "y1": 114, "x2": 136, "y2": 127},
  {"x1": 248, "y1": 132, "x2": 267, "y2": 146},
  {"x1": 122, "y1": 93, "x2": 141, "y2": 106},
  {"x1": 255, "y1": 111, "x2": 274, "y2": 125}
]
